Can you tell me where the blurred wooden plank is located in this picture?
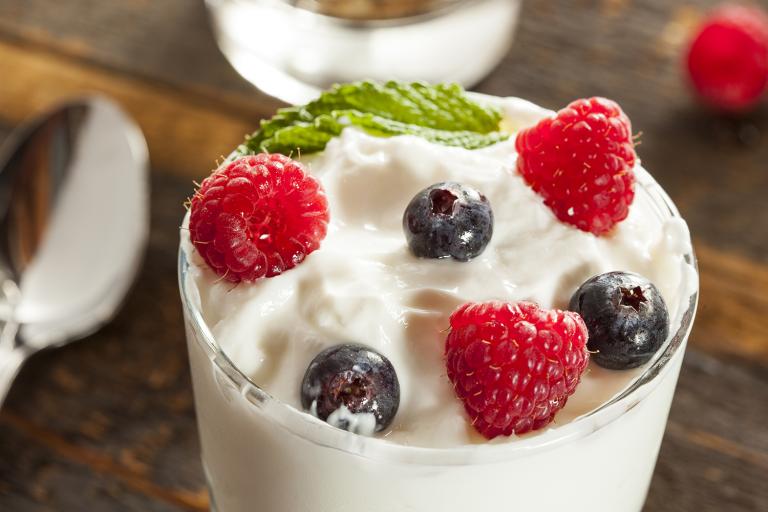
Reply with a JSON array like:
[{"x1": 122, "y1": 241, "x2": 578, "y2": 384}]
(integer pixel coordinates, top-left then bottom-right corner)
[
  {"x1": 0, "y1": 427, "x2": 192, "y2": 512},
  {"x1": 0, "y1": 39, "x2": 276, "y2": 178},
  {"x1": 0, "y1": 412, "x2": 208, "y2": 512},
  {"x1": 694, "y1": 243, "x2": 768, "y2": 363},
  {"x1": 0, "y1": 0, "x2": 257, "y2": 99},
  {"x1": 646, "y1": 352, "x2": 768, "y2": 512}
]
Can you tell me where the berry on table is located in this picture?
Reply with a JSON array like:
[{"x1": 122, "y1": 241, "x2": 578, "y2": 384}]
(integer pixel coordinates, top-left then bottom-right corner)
[
  {"x1": 189, "y1": 154, "x2": 329, "y2": 283},
  {"x1": 445, "y1": 301, "x2": 589, "y2": 439},
  {"x1": 515, "y1": 97, "x2": 637, "y2": 236},
  {"x1": 686, "y1": 4, "x2": 768, "y2": 112},
  {"x1": 403, "y1": 182, "x2": 493, "y2": 261},
  {"x1": 568, "y1": 271, "x2": 670, "y2": 370},
  {"x1": 301, "y1": 344, "x2": 400, "y2": 435}
]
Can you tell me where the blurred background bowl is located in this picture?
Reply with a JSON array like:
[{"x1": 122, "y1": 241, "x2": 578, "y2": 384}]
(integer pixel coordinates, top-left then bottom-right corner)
[{"x1": 205, "y1": 0, "x2": 522, "y2": 103}]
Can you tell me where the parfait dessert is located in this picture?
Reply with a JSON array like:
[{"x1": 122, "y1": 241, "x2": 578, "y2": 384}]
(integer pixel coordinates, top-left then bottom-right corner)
[{"x1": 179, "y1": 81, "x2": 698, "y2": 512}]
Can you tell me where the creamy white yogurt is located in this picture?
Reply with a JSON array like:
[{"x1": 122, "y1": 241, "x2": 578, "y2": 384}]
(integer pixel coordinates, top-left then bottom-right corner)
[
  {"x1": 181, "y1": 96, "x2": 696, "y2": 448},
  {"x1": 180, "y1": 95, "x2": 698, "y2": 512}
]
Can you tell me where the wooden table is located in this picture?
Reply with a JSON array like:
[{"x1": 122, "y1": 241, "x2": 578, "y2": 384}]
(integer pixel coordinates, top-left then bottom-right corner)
[{"x1": 0, "y1": 1, "x2": 766, "y2": 510}]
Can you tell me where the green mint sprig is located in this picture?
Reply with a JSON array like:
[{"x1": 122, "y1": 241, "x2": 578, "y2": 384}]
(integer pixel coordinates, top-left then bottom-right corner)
[{"x1": 239, "y1": 81, "x2": 509, "y2": 156}]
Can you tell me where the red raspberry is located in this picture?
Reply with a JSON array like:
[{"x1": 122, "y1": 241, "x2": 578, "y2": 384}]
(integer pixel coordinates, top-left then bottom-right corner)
[
  {"x1": 189, "y1": 154, "x2": 329, "y2": 283},
  {"x1": 686, "y1": 4, "x2": 768, "y2": 112},
  {"x1": 515, "y1": 97, "x2": 636, "y2": 236},
  {"x1": 445, "y1": 301, "x2": 589, "y2": 439}
]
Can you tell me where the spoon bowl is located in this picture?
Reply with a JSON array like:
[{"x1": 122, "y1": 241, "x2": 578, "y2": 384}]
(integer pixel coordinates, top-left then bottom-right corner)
[{"x1": 0, "y1": 96, "x2": 148, "y2": 402}]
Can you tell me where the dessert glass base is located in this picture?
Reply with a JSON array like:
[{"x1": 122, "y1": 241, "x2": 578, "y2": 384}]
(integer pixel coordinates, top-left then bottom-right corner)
[
  {"x1": 205, "y1": 0, "x2": 522, "y2": 104},
  {"x1": 178, "y1": 179, "x2": 698, "y2": 512}
]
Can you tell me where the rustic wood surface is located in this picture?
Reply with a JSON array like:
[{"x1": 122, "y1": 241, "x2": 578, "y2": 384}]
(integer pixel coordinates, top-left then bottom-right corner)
[{"x1": 0, "y1": 0, "x2": 766, "y2": 510}]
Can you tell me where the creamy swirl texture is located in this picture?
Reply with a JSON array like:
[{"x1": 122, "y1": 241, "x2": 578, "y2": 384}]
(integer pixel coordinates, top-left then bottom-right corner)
[{"x1": 181, "y1": 96, "x2": 696, "y2": 447}]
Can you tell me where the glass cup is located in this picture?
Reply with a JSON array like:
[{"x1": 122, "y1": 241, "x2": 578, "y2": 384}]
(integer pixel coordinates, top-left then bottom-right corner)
[
  {"x1": 179, "y1": 177, "x2": 699, "y2": 512},
  {"x1": 204, "y1": 0, "x2": 522, "y2": 103}
]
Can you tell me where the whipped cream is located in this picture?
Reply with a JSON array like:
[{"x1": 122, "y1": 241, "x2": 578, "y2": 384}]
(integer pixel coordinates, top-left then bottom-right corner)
[{"x1": 182, "y1": 97, "x2": 696, "y2": 448}]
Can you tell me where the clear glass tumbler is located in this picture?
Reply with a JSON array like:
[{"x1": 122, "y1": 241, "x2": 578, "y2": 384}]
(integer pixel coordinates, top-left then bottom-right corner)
[
  {"x1": 179, "y1": 178, "x2": 698, "y2": 512},
  {"x1": 205, "y1": 0, "x2": 522, "y2": 103}
]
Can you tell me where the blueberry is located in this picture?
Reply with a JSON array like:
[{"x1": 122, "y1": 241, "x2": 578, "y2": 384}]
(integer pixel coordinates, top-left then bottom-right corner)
[
  {"x1": 300, "y1": 343, "x2": 400, "y2": 434},
  {"x1": 568, "y1": 271, "x2": 670, "y2": 370},
  {"x1": 402, "y1": 182, "x2": 493, "y2": 261}
]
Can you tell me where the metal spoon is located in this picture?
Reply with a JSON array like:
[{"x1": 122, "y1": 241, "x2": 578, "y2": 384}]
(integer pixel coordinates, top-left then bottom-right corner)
[{"x1": 0, "y1": 96, "x2": 149, "y2": 406}]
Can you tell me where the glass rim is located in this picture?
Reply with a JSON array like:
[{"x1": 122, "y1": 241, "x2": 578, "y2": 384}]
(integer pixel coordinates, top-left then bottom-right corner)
[
  {"x1": 178, "y1": 176, "x2": 699, "y2": 466},
  {"x1": 221, "y1": 0, "x2": 504, "y2": 28}
]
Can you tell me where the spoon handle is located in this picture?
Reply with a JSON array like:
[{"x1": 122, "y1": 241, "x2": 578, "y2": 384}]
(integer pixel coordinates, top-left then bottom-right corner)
[{"x1": 0, "y1": 345, "x2": 26, "y2": 407}]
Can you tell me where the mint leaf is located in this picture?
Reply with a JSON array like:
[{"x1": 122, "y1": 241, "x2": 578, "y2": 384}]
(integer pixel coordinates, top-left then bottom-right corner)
[{"x1": 240, "y1": 81, "x2": 508, "y2": 156}]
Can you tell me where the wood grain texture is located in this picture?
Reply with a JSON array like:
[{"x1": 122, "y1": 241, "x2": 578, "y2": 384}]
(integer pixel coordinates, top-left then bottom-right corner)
[
  {"x1": 694, "y1": 243, "x2": 768, "y2": 362},
  {"x1": 0, "y1": 0, "x2": 257, "y2": 100},
  {"x1": 0, "y1": 39, "x2": 274, "y2": 179},
  {"x1": 0, "y1": 0, "x2": 766, "y2": 511},
  {"x1": 646, "y1": 352, "x2": 768, "y2": 512},
  {"x1": 0, "y1": 411, "x2": 208, "y2": 512}
]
